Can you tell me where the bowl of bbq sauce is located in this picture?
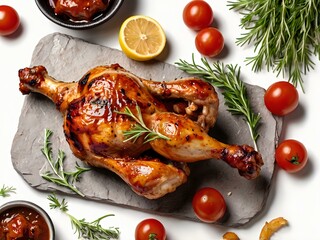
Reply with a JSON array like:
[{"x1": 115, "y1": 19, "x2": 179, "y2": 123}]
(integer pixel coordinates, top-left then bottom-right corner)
[
  {"x1": 35, "y1": 0, "x2": 124, "y2": 29},
  {"x1": 0, "y1": 201, "x2": 54, "y2": 240}
]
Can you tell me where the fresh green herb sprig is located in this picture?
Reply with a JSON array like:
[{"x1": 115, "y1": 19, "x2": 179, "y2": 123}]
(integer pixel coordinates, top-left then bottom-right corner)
[
  {"x1": 115, "y1": 105, "x2": 170, "y2": 143},
  {"x1": 228, "y1": 0, "x2": 320, "y2": 92},
  {"x1": 48, "y1": 194, "x2": 119, "y2": 240},
  {"x1": 41, "y1": 129, "x2": 91, "y2": 197},
  {"x1": 0, "y1": 185, "x2": 16, "y2": 197},
  {"x1": 176, "y1": 55, "x2": 260, "y2": 150}
]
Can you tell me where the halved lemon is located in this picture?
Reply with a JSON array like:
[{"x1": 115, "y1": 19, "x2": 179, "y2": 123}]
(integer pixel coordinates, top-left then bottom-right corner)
[{"x1": 119, "y1": 15, "x2": 166, "y2": 61}]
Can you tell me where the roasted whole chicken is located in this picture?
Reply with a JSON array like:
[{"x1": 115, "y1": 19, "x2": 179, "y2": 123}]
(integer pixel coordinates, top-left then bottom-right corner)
[{"x1": 18, "y1": 64, "x2": 263, "y2": 199}]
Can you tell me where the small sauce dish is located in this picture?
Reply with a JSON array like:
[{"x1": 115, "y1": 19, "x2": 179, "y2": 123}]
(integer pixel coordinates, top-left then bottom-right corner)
[{"x1": 0, "y1": 200, "x2": 54, "y2": 240}]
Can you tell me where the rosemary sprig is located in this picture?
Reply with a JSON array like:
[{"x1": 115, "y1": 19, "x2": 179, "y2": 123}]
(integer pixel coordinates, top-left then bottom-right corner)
[
  {"x1": 40, "y1": 129, "x2": 91, "y2": 197},
  {"x1": 228, "y1": 0, "x2": 320, "y2": 92},
  {"x1": 48, "y1": 194, "x2": 119, "y2": 240},
  {"x1": 175, "y1": 55, "x2": 260, "y2": 150},
  {"x1": 0, "y1": 185, "x2": 16, "y2": 197},
  {"x1": 115, "y1": 105, "x2": 170, "y2": 143}
]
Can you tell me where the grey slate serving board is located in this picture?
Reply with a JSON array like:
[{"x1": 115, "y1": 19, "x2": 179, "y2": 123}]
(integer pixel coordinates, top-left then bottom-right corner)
[{"x1": 11, "y1": 33, "x2": 282, "y2": 227}]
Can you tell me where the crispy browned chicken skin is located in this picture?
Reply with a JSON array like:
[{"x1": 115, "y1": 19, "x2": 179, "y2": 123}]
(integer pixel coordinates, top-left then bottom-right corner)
[{"x1": 18, "y1": 64, "x2": 263, "y2": 199}]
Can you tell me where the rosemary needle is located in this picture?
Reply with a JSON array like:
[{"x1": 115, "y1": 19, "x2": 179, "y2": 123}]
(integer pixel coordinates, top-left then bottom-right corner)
[
  {"x1": 175, "y1": 55, "x2": 260, "y2": 150},
  {"x1": 115, "y1": 105, "x2": 170, "y2": 143},
  {"x1": 48, "y1": 194, "x2": 119, "y2": 240},
  {"x1": 228, "y1": 0, "x2": 320, "y2": 92},
  {"x1": 0, "y1": 185, "x2": 16, "y2": 197},
  {"x1": 40, "y1": 129, "x2": 91, "y2": 197}
]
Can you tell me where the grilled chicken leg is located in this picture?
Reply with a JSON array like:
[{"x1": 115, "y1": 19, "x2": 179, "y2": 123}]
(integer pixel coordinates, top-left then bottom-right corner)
[{"x1": 18, "y1": 64, "x2": 263, "y2": 199}]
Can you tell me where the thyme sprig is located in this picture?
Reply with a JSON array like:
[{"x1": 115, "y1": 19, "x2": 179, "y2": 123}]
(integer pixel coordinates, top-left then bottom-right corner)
[
  {"x1": 48, "y1": 194, "x2": 119, "y2": 240},
  {"x1": 115, "y1": 105, "x2": 170, "y2": 143},
  {"x1": 228, "y1": 0, "x2": 320, "y2": 92},
  {"x1": 0, "y1": 185, "x2": 16, "y2": 197},
  {"x1": 41, "y1": 129, "x2": 91, "y2": 197},
  {"x1": 175, "y1": 55, "x2": 260, "y2": 150}
]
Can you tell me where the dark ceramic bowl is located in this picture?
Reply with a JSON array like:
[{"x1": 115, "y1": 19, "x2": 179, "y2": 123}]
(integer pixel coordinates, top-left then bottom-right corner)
[
  {"x1": 35, "y1": 0, "x2": 124, "y2": 29},
  {"x1": 0, "y1": 200, "x2": 55, "y2": 240}
]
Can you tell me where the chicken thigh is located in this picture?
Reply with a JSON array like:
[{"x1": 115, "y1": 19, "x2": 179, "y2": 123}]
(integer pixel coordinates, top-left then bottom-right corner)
[{"x1": 18, "y1": 64, "x2": 263, "y2": 199}]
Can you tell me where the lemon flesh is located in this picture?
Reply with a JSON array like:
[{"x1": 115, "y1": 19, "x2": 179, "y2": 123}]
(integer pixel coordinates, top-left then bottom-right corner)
[{"x1": 119, "y1": 15, "x2": 166, "y2": 61}]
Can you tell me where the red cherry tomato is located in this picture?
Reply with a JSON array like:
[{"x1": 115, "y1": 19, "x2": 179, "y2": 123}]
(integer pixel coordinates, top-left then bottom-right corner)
[
  {"x1": 195, "y1": 27, "x2": 224, "y2": 57},
  {"x1": 192, "y1": 187, "x2": 226, "y2": 223},
  {"x1": 264, "y1": 81, "x2": 299, "y2": 116},
  {"x1": 0, "y1": 5, "x2": 20, "y2": 36},
  {"x1": 135, "y1": 218, "x2": 166, "y2": 240},
  {"x1": 183, "y1": 0, "x2": 213, "y2": 31},
  {"x1": 275, "y1": 139, "x2": 308, "y2": 173}
]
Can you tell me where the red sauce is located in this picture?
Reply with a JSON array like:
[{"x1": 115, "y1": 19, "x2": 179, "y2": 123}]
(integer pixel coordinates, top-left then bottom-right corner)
[
  {"x1": 50, "y1": 0, "x2": 111, "y2": 22},
  {"x1": 0, "y1": 207, "x2": 50, "y2": 240}
]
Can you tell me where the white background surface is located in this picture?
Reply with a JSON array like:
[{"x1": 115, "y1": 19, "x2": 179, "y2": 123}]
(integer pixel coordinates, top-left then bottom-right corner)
[{"x1": 1, "y1": 1, "x2": 319, "y2": 239}]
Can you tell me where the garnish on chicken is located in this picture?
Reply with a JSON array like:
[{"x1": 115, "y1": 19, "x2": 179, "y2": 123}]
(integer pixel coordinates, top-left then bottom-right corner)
[{"x1": 18, "y1": 64, "x2": 263, "y2": 199}]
